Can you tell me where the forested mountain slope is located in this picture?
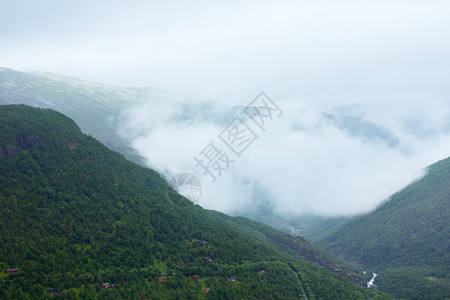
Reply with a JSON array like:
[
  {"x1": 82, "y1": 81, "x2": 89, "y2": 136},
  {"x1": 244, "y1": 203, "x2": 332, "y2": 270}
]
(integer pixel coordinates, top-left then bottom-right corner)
[
  {"x1": 0, "y1": 67, "x2": 147, "y2": 164},
  {"x1": 211, "y1": 212, "x2": 372, "y2": 287},
  {"x1": 0, "y1": 105, "x2": 387, "y2": 299},
  {"x1": 318, "y1": 157, "x2": 450, "y2": 299}
]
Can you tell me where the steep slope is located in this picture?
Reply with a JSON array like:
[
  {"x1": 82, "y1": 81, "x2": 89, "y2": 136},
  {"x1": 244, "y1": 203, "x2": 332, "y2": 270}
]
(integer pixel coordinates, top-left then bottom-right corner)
[
  {"x1": 211, "y1": 212, "x2": 371, "y2": 286},
  {"x1": 0, "y1": 105, "x2": 388, "y2": 299},
  {"x1": 318, "y1": 157, "x2": 450, "y2": 299}
]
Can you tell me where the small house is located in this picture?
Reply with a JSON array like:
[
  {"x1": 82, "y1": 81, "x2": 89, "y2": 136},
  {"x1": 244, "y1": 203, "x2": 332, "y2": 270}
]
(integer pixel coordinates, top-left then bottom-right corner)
[
  {"x1": 48, "y1": 288, "x2": 59, "y2": 294},
  {"x1": 204, "y1": 287, "x2": 211, "y2": 294},
  {"x1": 6, "y1": 268, "x2": 18, "y2": 273},
  {"x1": 157, "y1": 277, "x2": 167, "y2": 282},
  {"x1": 190, "y1": 275, "x2": 200, "y2": 280},
  {"x1": 102, "y1": 282, "x2": 110, "y2": 288},
  {"x1": 229, "y1": 276, "x2": 238, "y2": 282},
  {"x1": 205, "y1": 256, "x2": 212, "y2": 261},
  {"x1": 258, "y1": 270, "x2": 266, "y2": 274},
  {"x1": 197, "y1": 240, "x2": 207, "y2": 244},
  {"x1": 180, "y1": 262, "x2": 186, "y2": 267}
]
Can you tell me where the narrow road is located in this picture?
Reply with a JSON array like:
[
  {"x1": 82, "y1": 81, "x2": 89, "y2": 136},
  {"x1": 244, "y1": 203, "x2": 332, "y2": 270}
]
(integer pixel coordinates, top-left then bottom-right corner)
[{"x1": 291, "y1": 268, "x2": 308, "y2": 300}]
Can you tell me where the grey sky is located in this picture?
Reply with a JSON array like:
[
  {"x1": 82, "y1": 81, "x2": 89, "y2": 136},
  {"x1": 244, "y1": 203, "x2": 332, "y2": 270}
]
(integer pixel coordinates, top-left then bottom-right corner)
[{"x1": 1, "y1": 1, "x2": 450, "y2": 216}]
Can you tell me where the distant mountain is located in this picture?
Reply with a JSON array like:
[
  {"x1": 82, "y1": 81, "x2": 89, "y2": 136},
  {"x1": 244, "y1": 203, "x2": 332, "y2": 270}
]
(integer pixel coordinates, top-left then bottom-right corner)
[
  {"x1": 0, "y1": 68, "x2": 247, "y2": 163},
  {"x1": 317, "y1": 157, "x2": 450, "y2": 299},
  {"x1": 0, "y1": 67, "x2": 404, "y2": 161},
  {"x1": 321, "y1": 113, "x2": 399, "y2": 147},
  {"x1": 0, "y1": 105, "x2": 388, "y2": 299}
]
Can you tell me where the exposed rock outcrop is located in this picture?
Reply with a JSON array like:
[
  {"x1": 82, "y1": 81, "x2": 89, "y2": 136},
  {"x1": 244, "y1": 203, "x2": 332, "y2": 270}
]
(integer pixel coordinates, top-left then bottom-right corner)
[{"x1": 17, "y1": 134, "x2": 42, "y2": 150}]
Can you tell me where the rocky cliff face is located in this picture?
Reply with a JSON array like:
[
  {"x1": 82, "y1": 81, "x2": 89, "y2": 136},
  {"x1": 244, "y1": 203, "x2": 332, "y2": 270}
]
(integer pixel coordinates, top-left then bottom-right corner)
[
  {"x1": 0, "y1": 134, "x2": 42, "y2": 164},
  {"x1": 17, "y1": 134, "x2": 42, "y2": 150}
]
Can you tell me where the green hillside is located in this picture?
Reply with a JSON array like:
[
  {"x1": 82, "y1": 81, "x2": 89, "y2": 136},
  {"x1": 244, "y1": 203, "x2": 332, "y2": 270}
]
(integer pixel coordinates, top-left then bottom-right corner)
[
  {"x1": 318, "y1": 157, "x2": 450, "y2": 299},
  {"x1": 211, "y1": 212, "x2": 371, "y2": 287},
  {"x1": 0, "y1": 105, "x2": 387, "y2": 299}
]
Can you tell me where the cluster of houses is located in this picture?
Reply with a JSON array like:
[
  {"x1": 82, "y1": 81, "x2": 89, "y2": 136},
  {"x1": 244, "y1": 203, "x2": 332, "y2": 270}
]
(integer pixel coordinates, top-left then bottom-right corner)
[
  {"x1": 102, "y1": 239, "x2": 214, "y2": 292},
  {"x1": 4, "y1": 266, "x2": 263, "y2": 295},
  {"x1": 7, "y1": 261, "x2": 266, "y2": 295},
  {"x1": 5, "y1": 237, "x2": 264, "y2": 296}
]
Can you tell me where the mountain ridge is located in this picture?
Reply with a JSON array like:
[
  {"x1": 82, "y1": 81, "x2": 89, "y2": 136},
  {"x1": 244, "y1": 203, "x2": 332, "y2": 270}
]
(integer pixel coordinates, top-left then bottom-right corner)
[
  {"x1": 0, "y1": 105, "x2": 387, "y2": 299},
  {"x1": 317, "y1": 156, "x2": 450, "y2": 299}
]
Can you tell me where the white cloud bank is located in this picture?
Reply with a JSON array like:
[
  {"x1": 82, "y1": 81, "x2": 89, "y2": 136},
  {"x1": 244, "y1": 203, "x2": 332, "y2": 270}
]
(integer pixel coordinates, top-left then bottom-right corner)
[
  {"x1": 1, "y1": 1, "x2": 449, "y2": 216},
  {"x1": 120, "y1": 94, "x2": 450, "y2": 217}
]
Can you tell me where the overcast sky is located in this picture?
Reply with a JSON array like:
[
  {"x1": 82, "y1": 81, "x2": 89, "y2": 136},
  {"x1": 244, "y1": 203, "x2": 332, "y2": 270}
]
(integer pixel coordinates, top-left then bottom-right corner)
[
  {"x1": 2, "y1": 1, "x2": 450, "y2": 100},
  {"x1": 1, "y1": 1, "x2": 449, "y2": 216}
]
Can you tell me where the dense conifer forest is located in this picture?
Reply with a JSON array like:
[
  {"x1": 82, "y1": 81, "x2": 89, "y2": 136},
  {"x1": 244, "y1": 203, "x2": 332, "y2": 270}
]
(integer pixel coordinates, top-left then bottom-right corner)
[{"x1": 0, "y1": 105, "x2": 388, "y2": 299}]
